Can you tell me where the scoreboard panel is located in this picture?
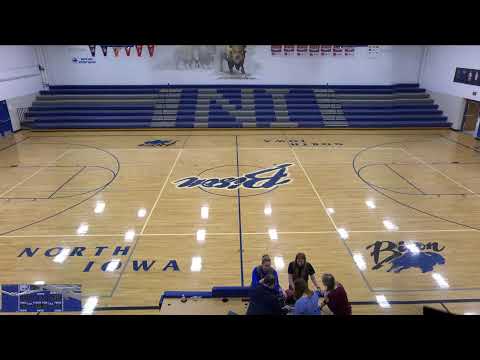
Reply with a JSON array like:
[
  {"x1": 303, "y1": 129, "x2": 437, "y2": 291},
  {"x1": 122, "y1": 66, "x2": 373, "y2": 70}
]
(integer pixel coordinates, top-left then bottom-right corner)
[{"x1": 1, "y1": 284, "x2": 82, "y2": 313}]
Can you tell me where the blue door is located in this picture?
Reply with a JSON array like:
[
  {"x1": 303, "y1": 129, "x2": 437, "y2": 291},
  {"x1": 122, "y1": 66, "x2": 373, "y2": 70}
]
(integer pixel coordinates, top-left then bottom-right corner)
[{"x1": 0, "y1": 100, "x2": 13, "y2": 136}]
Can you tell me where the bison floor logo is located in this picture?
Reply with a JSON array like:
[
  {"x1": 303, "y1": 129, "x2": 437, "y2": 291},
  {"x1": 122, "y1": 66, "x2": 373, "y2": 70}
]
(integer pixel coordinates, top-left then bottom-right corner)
[
  {"x1": 366, "y1": 241, "x2": 445, "y2": 273},
  {"x1": 139, "y1": 139, "x2": 177, "y2": 147},
  {"x1": 173, "y1": 163, "x2": 294, "y2": 197}
]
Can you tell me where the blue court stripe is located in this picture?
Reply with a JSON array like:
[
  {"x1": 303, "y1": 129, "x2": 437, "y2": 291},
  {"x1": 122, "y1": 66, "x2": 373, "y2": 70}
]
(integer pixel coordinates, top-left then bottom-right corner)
[{"x1": 235, "y1": 135, "x2": 245, "y2": 287}]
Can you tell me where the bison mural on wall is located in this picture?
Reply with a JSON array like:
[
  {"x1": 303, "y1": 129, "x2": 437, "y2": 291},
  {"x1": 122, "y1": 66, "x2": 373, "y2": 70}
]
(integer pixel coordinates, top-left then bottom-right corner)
[
  {"x1": 173, "y1": 45, "x2": 248, "y2": 74},
  {"x1": 219, "y1": 45, "x2": 247, "y2": 74}
]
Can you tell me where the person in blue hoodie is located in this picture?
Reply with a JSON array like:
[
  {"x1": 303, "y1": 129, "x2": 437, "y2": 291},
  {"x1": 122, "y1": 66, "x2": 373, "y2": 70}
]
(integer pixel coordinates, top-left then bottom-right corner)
[
  {"x1": 251, "y1": 254, "x2": 281, "y2": 293},
  {"x1": 247, "y1": 273, "x2": 286, "y2": 315},
  {"x1": 292, "y1": 278, "x2": 323, "y2": 315}
]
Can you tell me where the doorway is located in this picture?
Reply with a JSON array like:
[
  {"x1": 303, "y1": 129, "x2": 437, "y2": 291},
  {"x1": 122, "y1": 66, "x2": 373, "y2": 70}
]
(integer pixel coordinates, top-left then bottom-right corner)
[{"x1": 462, "y1": 99, "x2": 480, "y2": 135}]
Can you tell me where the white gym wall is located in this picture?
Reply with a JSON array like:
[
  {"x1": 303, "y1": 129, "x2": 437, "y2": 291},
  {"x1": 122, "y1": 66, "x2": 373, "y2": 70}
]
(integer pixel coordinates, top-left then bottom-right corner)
[
  {"x1": 0, "y1": 46, "x2": 44, "y2": 131},
  {"x1": 41, "y1": 45, "x2": 424, "y2": 86}
]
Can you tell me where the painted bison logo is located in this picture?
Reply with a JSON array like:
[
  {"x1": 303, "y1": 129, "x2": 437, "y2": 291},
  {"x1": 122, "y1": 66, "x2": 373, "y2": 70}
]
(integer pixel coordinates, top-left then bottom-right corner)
[
  {"x1": 387, "y1": 252, "x2": 445, "y2": 273},
  {"x1": 366, "y1": 240, "x2": 445, "y2": 273}
]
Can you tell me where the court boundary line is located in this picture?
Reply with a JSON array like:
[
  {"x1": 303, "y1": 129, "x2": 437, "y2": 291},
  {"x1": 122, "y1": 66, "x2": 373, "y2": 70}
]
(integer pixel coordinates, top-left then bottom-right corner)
[
  {"x1": 140, "y1": 149, "x2": 183, "y2": 235},
  {"x1": 108, "y1": 148, "x2": 184, "y2": 297},
  {"x1": 82, "y1": 147, "x2": 404, "y2": 151},
  {"x1": 357, "y1": 163, "x2": 470, "y2": 197},
  {"x1": 0, "y1": 149, "x2": 71, "y2": 198},
  {"x1": 0, "y1": 136, "x2": 30, "y2": 152},
  {"x1": 27, "y1": 132, "x2": 447, "y2": 138},
  {"x1": 384, "y1": 163, "x2": 426, "y2": 194},
  {"x1": 0, "y1": 142, "x2": 120, "y2": 237},
  {"x1": 288, "y1": 142, "x2": 374, "y2": 292},
  {"x1": 235, "y1": 135, "x2": 245, "y2": 287},
  {"x1": 400, "y1": 147, "x2": 480, "y2": 197},
  {"x1": 1, "y1": 228, "x2": 477, "y2": 238},
  {"x1": 48, "y1": 166, "x2": 86, "y2": 199},
  {"x1": 353, "y1": 138, "x2": 480, "y2": 232}
]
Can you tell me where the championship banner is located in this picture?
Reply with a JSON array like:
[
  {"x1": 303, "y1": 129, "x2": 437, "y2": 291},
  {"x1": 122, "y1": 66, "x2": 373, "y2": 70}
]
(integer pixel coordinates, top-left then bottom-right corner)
[
  {"x1": 147, "y1": 45, "x2": 155, "y2": 57},
  {"x1": 296, "y1": 45, "x2": 308, "y2": 56},
  {"x1": 284, "y1": 45, "x2": 295, "y2": 56},
  {"x1": 344, "y1": 46, "x2": 355, "y2": 56},
  {"x1": 136, "y1": 45, "x2": 143, "y2": 57},
  {"x1": 100, "y1": 46, "x2": 108, "y2": 56},
  {"x1": 271, "y1": 45, "x2": 283, "y2": 56},
  {"x1": 308, "y1": 45, "x2": 320, "y2": 56},
  {"x1": 332, "y1": 45, "x2": 343, "y2": 56},
  {"x1": 321, "y1": 45, "x2": 332, "y2": 56},
  {"x1": 88, "y1": 45, "x2": 96, "y2": 57},
  {"x1": 125, "y1": 46, "x2": 132, "y2": 56},
  {"x1": 113, "y1": 47, "x2": 121, "y2": 57}
]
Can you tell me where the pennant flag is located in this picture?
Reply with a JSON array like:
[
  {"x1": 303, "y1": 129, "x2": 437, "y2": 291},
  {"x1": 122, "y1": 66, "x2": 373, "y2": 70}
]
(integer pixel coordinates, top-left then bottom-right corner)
[
  {"x1": 101, "y1": 46, "x2": 108, "y2": 56},
  {"x1": 113, "y1": 47, "x2": 121, "y2": 57},
  {"x1": 147, "y1": 45, "x2": 155, "y2": 57},
  {"x1": 136, "y1": 45, "x2": 143, "y2": 57},
  {"x1": 308, "y1": 45, "x2": 320, "y2": 56},
  {"x1": 88, "y1": 45, "x2": 96, "y2": 57},
  {"x1": 125, "y1": 46, "x2": 132, "y2": 56},
  {"x1": 271, "y1": 45, "x2": 283, "y2": 56}
]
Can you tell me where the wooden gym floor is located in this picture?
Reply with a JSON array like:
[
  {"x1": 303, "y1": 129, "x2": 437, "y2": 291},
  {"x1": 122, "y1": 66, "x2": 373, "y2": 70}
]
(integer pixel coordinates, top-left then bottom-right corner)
[{"x1": 1, "y1": 128, "x2": 480, "y2": 315}]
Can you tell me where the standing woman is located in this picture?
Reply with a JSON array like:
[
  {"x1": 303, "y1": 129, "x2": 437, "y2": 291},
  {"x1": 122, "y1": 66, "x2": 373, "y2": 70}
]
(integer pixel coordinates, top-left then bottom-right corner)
[{"x1": 285, "y1": 253, "x2": 321, "y2": 304}]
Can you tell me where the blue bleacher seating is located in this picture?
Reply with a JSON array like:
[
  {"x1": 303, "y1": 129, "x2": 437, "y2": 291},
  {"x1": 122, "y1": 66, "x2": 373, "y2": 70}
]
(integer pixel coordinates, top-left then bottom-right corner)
[{"x1": 23, "y1": 84, "x2": 451, "y2": 129}]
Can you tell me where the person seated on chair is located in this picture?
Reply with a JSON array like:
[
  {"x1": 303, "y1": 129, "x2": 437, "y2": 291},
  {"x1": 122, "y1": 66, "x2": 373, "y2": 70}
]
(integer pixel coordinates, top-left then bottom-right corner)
[
  {"x1": 251, "y1": 254, "x2": 281, "y2": 293},
  {"x1": 319, "y1": 273, "x2": 352, "y2": 316},
  {"x1": 292, "y1": 278, "x2": 322, "y2": 315},
  {"x1": 247, "y1": 273, "x2": 286, "y2": 315},
  {"x1": 285, "y1": 253, "x2": 320, "y2": 305}
]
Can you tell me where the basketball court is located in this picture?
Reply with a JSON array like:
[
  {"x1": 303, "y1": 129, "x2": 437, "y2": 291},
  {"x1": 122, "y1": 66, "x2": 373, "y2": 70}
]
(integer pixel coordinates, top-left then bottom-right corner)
[{"x1": 1, "y1": 128, "x2": 480, "y2": 314}]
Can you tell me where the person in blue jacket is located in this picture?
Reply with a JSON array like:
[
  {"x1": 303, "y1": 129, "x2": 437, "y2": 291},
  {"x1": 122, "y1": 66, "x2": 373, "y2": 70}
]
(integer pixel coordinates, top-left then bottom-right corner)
[
  {"x1": 251, "y1": 254, "x2": 281, "y2": 291},
  {"x1": 292, "y1": 278, "x2": 323, "y2": 315},
  {"x1": 247, "y1": 273, "x2": 286, "y2": 315}
]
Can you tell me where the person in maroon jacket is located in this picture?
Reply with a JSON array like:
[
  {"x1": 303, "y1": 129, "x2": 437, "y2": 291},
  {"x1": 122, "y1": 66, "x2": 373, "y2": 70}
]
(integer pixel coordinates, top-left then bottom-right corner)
[{"x1": 319, "y1": 273, "x2": 352, "y2": 315}]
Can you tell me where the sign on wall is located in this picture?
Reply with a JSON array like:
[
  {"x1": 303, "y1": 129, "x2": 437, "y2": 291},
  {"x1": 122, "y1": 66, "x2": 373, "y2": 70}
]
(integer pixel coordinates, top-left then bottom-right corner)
[
  {"x1": 296, "y1": 45, "x2": 308, "y2": 56},
  {"x1": 454, "y1": 67, "x2": 480, "y2": 86},
  {"x1": 1, "y1": 284, "x2": 82, "y2": 313},
  {"x1": 368, "y1": 45, "x2": 381, "y2": 58}
]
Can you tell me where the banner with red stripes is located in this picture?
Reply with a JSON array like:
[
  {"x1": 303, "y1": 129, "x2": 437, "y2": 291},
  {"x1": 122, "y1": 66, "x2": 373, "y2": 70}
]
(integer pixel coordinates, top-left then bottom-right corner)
[
  {"x1": 321, "y1": 45, "x2": 332, "y2": 56},
  {"x1": 284, "y1": 45, "x2": 295, "y2": 56},
  {"x1": 296, "y1": 45, "x2": 308, "y2": 56},
  {"x1": 332, "y1": 45, "x2": 343, "y2": 57},
  {"x1": 308, "y1": 45, "x2": 320, "y2": 56},
  {"x1": 344, "y1": 46, "x2": 355, "y2": 56},
  {"x1": 271, "y1": 45, "x2": 283, "y2": 56}
]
